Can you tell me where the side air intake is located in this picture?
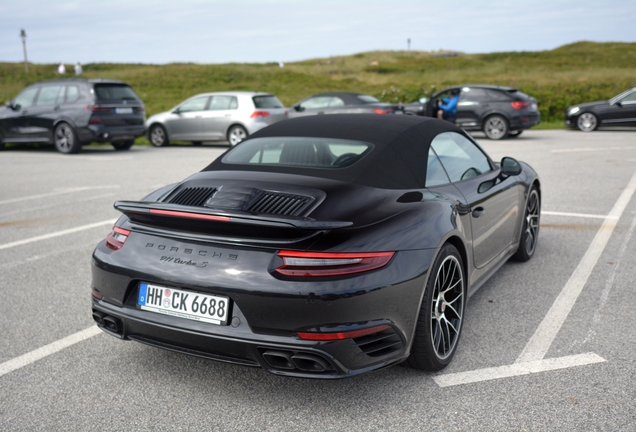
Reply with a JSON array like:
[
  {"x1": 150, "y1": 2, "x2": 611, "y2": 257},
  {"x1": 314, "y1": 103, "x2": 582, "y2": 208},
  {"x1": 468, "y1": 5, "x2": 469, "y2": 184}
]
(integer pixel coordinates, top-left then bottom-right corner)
[
  {"x1": 247, "y1": 192, "x2": 312, "y2": 216},
  {"x1": 168, "y1": 187, "x2": 216, "y2": 207}
]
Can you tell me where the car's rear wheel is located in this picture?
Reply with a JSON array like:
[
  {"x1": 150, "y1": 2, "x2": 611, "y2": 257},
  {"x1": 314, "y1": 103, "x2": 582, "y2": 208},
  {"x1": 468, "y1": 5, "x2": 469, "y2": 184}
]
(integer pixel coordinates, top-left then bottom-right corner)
[
  {"x1": 512, "y1": 187, "x2": 540, "y2": 262},
  {"x1": 407, "y1": 243, "x2": 465, "y2": 371},
  {"x1": 483, "y1": 115, "x2": 509, "y2": 140},
  {"x1": 111, "y1": 140, "x2": 134, "y2": 151},
  {"x1": 192, "y1": 141, "x2": 203, "y2": 146},
  {"x1": 227, "y1": 125, "x2": 247, "y2": 146},
  {"x1": 508, "y1": 130, "x2": 523, "y2": 138},
  {"x1": 149, "y1": 124, "x2": 169, "y2": 147},
  {"x1": 54, "y1": 122, "x2": 81, "y2": 154},
  {"x1": 577, "y1": 113, "x2": 597, "y2": 132},
  {"x1": 0, "y1": 132, "x2": 5, "y2": 151}
]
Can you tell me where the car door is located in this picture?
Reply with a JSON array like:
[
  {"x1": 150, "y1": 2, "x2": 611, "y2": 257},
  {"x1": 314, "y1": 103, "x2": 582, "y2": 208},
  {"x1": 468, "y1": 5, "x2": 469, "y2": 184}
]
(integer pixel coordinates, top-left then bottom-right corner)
[
  {"x1": 2, "y1": 86, "x2": 40, "y2": 142},
  {"x1": 163, "y1": 96, "x2": 210, "y2": 140},
  {"x1": 197, "y1": 95, "x2": 238, "y2": 140},
  {"x1": 431, "y1": 131, "x2": 522, "y2": 268},
  {"x1": 456, "y1": 87, "x2": 486, "y2": 128},
  {"x1": 26, "y1": 84, "x2": 66, "y2": 142},
  {"x1": 603, "y1": 91, "x2": 636, "y2": 126}
]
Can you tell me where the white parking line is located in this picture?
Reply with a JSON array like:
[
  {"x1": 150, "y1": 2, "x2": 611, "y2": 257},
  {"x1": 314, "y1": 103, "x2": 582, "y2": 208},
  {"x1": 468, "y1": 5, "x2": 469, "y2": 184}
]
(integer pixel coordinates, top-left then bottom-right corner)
[
  {"x1": 542, "y1": 210, "x2": 618, "y2": 220},
  {"x1": 0, "y1": 185, "x2": 120, "y2": 206},
  {"x1": 433, "y1": 353, "x2": 606, "y2": 387},
  {"x1": 551, "y1": 146, "x2": 636, "y2": 154},
  {"x1": 0, "y1": 326, "x2": 102, "y2": 378},
  {"x1": 517, "y1": 170, "x2": 636, "y2": 362},
  {"x1": 0, "y1": 219, "x2": 115, "y2": 251}
]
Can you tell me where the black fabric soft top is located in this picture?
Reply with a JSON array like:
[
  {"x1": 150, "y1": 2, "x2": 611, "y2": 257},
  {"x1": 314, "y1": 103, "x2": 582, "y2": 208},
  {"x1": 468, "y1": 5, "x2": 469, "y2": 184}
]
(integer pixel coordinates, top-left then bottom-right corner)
[{"x1": 203, "y1": 114, "x2": 467, "y2": 189}]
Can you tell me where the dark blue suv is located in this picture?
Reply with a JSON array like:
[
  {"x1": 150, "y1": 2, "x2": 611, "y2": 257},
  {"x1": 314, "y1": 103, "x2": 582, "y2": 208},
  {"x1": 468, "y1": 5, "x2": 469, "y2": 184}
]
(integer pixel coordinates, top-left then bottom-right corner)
[{"x1": 0, "y1": 79, "x2": 145, "y2": 153}]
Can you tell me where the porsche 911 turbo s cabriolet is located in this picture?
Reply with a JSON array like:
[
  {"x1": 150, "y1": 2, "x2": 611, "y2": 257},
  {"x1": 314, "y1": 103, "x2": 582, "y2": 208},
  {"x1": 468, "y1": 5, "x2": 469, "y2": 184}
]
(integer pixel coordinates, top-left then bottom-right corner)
[{"x1": 91, "y1": 114, "x2": 541, "y2": 379}]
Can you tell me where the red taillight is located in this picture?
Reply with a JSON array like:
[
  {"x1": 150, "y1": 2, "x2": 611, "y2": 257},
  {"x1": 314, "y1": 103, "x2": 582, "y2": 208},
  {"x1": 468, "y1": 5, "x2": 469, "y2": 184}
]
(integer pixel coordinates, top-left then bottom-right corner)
[
  {"x1": 92, "y1": 290, "x2": 103, "y2": 300},
  {"x1": 372, "y1": 108, "x2": 391, "y2": 115},
  {"x1": 105, "y1": 227, "x2": 131, "y2": 251},
  {"x1": 250, "y1": 111, "x2": 270, "y2": 118},
  {"x1": 89, "y1": 118, "x2": 102, "y2": 123},
  {"x1": 148, "y1": 209, "x2": 231, "y2": 221},
  {"x1": 297, "y1": 324, "x2": 391, "y2": 341},
  {"x1": 511, "y1": 101, "x2": 530, "y2": 110},
  {"x1": 276, "y1": 250, "x2": 394, "y2": 277},
  {"x1": 92, "y1": 105, "x2": 113, "y2": 112}
]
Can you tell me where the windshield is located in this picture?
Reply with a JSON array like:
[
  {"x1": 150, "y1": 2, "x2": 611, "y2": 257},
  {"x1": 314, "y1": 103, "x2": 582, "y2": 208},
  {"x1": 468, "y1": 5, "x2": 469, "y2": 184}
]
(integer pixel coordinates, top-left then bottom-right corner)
[
  {"x1": 222, "y1": 137, "x2": 373, "y2": 168},
  {"x1": 253, "y1": 95, "x2": 284, "y2": 108},
  {"x1": 357, "y1": 95, "x2": 380, "y2": 104}
]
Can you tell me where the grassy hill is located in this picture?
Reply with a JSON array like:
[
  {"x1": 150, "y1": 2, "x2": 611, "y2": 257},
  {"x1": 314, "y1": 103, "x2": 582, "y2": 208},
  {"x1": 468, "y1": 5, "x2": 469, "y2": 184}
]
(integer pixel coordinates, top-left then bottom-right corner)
[{"x1": 1, "y1": 41, "x2": 635, "y2": 128}]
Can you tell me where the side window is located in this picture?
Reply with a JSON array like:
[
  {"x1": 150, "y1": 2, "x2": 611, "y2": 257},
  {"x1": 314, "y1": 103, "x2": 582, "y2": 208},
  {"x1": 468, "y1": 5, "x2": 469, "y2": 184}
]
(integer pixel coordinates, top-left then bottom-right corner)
[
  {"x1": 329, "y1": 97, "x2": 345, "y2": 107},
  {"x1": 178, "y1": 96, "x2": 209, "y2": 112},
  {"x1": 431, "y1": 132, "x2": 492, "y2": 182},
  {"x1": 35, "y1": 85, "x2": 64, "y2": 106},
  {"x1": 65, "y1": 86, "x2": 80, "y2": 103},
  {"x1": 426, "y1": 148, "x2": 451, "y2": 187},
  {"x1": 459, "y1": 88, "x2": 488, "y2": 102},
  {"x1": 620, "y1": 92, "x2": 636, "y2": 103},
  {"x1": 300, "y1": 96, "x2": 332, "y2": 110},
  {"x1": 14, "y1": 87, "x2": 39, "y2": 108},
  {"x1": 209, "y1": 96, "x2": 235, "y2": 110}
]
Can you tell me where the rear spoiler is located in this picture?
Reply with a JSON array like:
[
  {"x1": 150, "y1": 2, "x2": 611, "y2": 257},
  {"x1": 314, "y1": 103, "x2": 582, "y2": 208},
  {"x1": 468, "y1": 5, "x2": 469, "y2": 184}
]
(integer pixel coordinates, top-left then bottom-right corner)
[{"x1": 114, "y1": 201, "x2": 353, "y2": 230}]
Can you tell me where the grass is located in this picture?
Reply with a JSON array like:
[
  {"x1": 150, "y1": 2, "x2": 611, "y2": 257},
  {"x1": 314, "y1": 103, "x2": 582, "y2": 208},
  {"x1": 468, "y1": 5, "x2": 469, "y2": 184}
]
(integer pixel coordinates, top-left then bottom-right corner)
[{"x1": 1, "y1": 41, "x2": 635, "y2": 126}]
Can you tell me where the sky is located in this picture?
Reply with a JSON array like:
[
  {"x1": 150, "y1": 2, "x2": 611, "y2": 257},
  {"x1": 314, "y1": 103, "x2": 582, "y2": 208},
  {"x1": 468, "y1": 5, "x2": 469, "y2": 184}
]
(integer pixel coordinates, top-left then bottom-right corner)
[{"x1": 1, "y1": 0, "x2": 634, "y2": 65}]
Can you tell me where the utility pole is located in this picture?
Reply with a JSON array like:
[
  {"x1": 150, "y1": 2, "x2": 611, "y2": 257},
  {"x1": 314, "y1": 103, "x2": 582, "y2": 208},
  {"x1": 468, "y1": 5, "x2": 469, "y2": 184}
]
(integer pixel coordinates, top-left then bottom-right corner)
[
  {"x1": 407, "y1": 38, "x2": 411, "y2": 51},
  {"x1": 20, "y1": 29, "x2": 28, "y2": 72}
]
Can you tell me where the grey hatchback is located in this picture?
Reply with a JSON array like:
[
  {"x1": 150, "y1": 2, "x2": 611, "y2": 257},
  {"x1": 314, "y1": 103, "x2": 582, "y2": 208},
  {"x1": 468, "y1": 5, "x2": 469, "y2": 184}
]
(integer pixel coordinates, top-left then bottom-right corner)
[{"x1": 0, "y1": 79, "x2": 146, "y2": 154}]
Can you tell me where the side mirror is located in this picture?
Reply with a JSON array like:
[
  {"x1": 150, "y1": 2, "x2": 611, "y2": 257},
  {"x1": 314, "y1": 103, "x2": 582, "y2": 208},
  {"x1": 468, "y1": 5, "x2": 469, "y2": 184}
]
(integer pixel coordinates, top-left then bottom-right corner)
[
  {"x1": 293, "y1": 105, "x2": 304, "y2": 112},
  {"x1": 501, "y1": 157, "x2": 522, "y2": 176},
  {"x1": 172, "y1": 108, "x2": 181, "y2": 115}
]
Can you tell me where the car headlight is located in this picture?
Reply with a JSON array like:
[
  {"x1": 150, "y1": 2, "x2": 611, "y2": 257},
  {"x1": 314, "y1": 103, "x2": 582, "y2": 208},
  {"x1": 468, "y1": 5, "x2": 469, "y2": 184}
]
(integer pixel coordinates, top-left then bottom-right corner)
[{"x1": 567, "y1": 106, "x2": 580, "y2": 116}]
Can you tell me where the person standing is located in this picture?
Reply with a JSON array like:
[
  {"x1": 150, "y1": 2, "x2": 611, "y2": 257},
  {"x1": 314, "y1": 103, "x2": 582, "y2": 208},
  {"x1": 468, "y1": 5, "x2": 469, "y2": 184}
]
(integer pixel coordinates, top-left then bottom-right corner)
[
  {"x1": 57, "y1": 62, "x2": 66, "y2": 74},
  {"x1": 74, "y1": 62, "x2": 83, "y2": 75}
]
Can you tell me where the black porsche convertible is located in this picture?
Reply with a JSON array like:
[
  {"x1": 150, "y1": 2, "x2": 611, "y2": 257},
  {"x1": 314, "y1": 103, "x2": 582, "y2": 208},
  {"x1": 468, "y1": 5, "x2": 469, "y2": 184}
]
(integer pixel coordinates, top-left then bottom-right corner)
[{"x1": 91, "y1": 114, "x2": 541, "y2": 379}]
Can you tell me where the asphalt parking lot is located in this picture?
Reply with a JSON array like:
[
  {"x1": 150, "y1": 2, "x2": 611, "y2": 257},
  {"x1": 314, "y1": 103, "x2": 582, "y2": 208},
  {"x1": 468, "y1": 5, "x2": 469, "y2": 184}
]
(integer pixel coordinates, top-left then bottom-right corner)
[{"x1": 1, "y1": 129, "x2": 635, "y2": 431}]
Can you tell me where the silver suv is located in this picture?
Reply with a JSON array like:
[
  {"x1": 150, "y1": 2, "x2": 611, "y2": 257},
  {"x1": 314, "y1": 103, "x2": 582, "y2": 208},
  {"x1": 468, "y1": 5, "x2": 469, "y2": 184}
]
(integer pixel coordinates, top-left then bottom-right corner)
[{"x1": 146, "y1": 92, "x2": 287, "y2": 147}]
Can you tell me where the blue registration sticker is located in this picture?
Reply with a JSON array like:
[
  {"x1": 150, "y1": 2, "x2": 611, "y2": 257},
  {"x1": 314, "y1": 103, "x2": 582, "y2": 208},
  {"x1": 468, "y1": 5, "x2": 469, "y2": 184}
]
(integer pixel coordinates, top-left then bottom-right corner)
[{"x1": 138, "y1": 283, "x2": 148, "y2": 306}]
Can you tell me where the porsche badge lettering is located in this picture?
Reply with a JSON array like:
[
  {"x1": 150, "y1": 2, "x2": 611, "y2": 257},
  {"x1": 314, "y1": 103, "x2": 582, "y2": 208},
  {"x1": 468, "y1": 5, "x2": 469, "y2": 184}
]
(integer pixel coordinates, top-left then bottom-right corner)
[{"x1": 145, "y1": 243, "x2": 238, "y2": 261}]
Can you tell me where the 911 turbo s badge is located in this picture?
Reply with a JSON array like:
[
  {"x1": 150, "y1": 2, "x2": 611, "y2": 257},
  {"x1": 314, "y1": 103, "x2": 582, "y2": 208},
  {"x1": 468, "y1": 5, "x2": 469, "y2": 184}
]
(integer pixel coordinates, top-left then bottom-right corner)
[{"x1": 159, "y1": 256, "x2": 209, "y2": 267}]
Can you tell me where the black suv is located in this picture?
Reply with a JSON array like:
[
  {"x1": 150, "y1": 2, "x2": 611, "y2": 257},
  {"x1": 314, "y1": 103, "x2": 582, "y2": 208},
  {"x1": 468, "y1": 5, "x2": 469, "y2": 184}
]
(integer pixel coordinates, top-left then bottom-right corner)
[
  {"x1": 0, "y1": 79, "x2": 145, "y2": 153},
  {"x1": 406, "y1": 85, "x2": 540, "y2": 139}
]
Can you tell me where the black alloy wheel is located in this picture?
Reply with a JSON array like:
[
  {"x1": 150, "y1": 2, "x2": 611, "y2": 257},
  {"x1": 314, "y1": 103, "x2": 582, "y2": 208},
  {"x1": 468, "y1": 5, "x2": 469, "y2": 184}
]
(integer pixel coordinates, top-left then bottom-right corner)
[
  {"x1": 111, "y1": 140, "x2": 134, "y2": 151},
  {"x1": 149, "y1": 124, "x2": 169, "y2": 147},
  {"x1": 192, "y1": 141, "x2": 203, "y2": 146},
  {"x1": 54, "y1": 122, "x2": 81, "y2": 154},
  {"x1": 227, "y1": 125, "x2": 248, "y2": 146},
  {"x1": 483, "y1": 115, "x2": 509, "y2": 140},
  {"x1": 577, "y1": 113, "x2": 598, "y2": 132},
  {"x1": 512, "y1": 187, "x2": 540, "y2": 262},
  {"x1": 407, "y1": 243, "x2": 466, "y2": 371}
]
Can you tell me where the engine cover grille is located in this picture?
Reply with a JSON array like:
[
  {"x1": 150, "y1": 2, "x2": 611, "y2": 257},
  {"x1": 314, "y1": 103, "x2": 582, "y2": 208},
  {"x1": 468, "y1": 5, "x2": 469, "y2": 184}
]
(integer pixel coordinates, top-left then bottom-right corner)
[
  {"x1": 168, "y1": 187, "x2": 216, "y2": 207},
  {"x1": 247, "y1": 192, "x2": 312, "y2": 216}
]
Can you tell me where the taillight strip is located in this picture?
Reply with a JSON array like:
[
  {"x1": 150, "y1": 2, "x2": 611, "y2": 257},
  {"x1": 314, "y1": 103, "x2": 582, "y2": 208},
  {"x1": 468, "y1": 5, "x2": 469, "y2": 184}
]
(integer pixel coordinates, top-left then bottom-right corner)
[
  {"x1": 276, "y1": 250, "x2": 394, "y2": 277},
  {"x1": 149, "y1": 209, "x2": 231, "y2": 221}
]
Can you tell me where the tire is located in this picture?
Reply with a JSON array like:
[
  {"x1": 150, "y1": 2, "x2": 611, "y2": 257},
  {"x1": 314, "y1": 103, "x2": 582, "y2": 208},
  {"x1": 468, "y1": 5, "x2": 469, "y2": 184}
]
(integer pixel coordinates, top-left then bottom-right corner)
[
  {"x1": 192, "y1": 141, "x2": 203, "y2": 146},
  {"x1": 227, "y1": 125, "x2": 248, "y2": 146},
  {"x1": 577, "y1": 113, "x2": 597, "y2": 132},
  {"x1": 508, "y1": 130, "x2": 523, "y2": 138},
  {"x1": 111, "y1": 140, "x2": 134, "y2": 151},
  {"x1": 483, "y1": 115, "x2": 509, "y2": 140},
  {"x1": 149, "y1": 124, "x2": 169, "y2": 147},
  {"x1": 54, "y1": 122, "x2": 81, "y2": 154},
  {"x1": 512, "y1": 187, "x2": 540, "y2": 262},
  {"x1": 0, "y1": 133, "x2": 5, "y2": 151},
  {"x1": 406, "y1": 243, "x2": 466, "y2": 371}
]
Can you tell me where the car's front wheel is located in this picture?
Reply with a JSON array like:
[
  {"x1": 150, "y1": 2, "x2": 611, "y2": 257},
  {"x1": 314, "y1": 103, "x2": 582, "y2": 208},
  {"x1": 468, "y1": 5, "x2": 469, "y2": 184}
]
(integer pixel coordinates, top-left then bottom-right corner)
[
  {"x1": 407, "y1": 243, "x2": 466, "y2": 371},
  {"x1": 227, "y1": 125, "x2": 247, "y2": 146},
  {"x1": 483, "y1": 115, "x2": 509, "y2": 140},
  {"x1": 512, "y1": 187, "x2": 540, "y2": 262},
  {"x1": 577, "y1": 113, "x2": 598, "y2": 132},
  {"x1": 54, "y1": 122, "x2": 81, "y2": 154},
  {"x1": 111, "y1": 140, "x2": 134, "y2": 151},
  {"x1": 149, "y1": 124, "x2": 169, "y2": 147}
]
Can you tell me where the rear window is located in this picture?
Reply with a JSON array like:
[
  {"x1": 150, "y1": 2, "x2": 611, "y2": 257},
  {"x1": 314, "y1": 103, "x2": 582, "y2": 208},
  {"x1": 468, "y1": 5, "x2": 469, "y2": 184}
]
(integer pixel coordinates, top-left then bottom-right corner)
[
  {"x1": 253, "y1": 95, "x2": 284, "y2": 109},
  {"x1": 94, "y1": 84, "x2": 140, "y2": 101},
  {"x1": 222, "y1": 137, "x2": 372, "y2": 168},
  {"x1": 357, "y1": 95, "x2": 380, "y2": 103}
]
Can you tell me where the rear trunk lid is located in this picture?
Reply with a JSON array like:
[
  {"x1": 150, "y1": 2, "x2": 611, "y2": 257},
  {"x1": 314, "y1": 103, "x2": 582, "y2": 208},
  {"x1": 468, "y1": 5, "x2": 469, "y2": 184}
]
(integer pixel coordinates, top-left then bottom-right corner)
[{"x1": 91, "y1": 83, "x2": 145, "y2": 126}]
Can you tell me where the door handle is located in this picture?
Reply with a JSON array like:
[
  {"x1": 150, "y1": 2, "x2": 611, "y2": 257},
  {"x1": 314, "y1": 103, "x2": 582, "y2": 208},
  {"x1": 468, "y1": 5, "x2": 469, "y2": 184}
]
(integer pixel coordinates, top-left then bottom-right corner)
[
  {"x1": 225, "y1": 114, "x2": 231, "y2": 117},
  {"x1": 54, "y1": 106, "x2": 61, "y2": 111},
  {"x1": 472, "y1": 207, "x2": 485, "y2": 218},
  {"x1": 195, "y1": 115, "x2": 202, "y2": 118},
  {"x1": 21, "y1": 110, "x2": 28, "y2": 115}
]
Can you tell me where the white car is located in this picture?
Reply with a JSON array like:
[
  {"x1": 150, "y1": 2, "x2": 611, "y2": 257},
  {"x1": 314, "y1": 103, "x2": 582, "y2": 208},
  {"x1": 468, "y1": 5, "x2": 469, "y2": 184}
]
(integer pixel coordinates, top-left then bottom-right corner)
[{"x1": 146, "y1": 92, "x2": 288, "y2": 147}]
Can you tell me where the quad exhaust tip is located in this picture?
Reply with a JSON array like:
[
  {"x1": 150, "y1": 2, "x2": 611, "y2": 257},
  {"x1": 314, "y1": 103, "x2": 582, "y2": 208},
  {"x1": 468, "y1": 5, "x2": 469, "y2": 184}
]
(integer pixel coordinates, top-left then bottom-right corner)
[{"x1": 261, "y1": 350, "x2": 333, "y2": 373}]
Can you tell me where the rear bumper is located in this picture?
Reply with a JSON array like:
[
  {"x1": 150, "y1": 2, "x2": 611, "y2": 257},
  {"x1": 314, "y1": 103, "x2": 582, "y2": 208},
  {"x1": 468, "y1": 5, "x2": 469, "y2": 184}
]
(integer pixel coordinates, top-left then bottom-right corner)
[
  {"x1": 509, "y1": 112, "x2": 540, "y2": 130},
  {"x1": 90, "y1": 234, "x2": 434, "y2": 378},
  {"x1": 78, "y1": 124, "x2": 146, "y2": 144}
]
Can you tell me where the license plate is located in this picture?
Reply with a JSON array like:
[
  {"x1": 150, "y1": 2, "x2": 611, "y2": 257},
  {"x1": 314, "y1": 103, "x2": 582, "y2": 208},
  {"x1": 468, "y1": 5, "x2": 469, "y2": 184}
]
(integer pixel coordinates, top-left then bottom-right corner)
[
  {"x1": 115, "y1": 107, "x2": 133, "y2": 114},
  {"x1": 138, "y1": 282, "x2": 229, "y2": 325}
]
